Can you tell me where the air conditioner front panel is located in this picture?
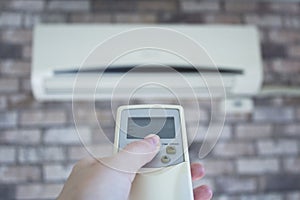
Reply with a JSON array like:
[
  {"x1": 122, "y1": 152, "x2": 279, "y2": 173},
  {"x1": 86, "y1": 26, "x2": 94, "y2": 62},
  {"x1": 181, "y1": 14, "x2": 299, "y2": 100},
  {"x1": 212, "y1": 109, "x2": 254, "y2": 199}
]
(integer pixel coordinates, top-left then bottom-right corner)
[{"x1": 32, "y1": 24, "x2": 263, "y2": 100}]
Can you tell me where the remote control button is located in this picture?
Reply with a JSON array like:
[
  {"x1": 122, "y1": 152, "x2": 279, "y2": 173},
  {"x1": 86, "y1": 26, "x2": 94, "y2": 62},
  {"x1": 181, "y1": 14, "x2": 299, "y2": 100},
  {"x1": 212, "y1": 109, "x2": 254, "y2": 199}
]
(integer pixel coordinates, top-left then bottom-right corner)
[
  {"x1": 161, "y1": 155, "x2": 171, "y2": 163},
  {"x1": 166, "y1": 146, "x2": 176, "y2": 154}
]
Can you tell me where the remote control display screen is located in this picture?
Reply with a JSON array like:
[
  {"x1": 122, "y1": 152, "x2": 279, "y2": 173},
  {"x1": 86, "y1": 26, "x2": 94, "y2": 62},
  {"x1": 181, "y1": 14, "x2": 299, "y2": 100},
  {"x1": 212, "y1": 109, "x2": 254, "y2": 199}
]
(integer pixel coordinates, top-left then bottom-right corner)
[{"x1": 127, "y1": 117, "x2": 175, "y2": 139}]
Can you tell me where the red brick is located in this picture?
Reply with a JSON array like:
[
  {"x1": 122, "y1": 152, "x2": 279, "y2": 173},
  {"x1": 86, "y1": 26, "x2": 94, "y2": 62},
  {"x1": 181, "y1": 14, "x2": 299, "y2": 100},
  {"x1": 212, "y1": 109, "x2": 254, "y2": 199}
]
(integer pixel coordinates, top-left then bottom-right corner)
[
  {"x1": 8, "y1": 0, "x2": 45, "y2": 11},
  {"x1": 0, "y1": 96, "x2": 7, "y2": 110},
  {"x1": 284, "y1": 157, "x2": 300, "y2": 173},
  {"x1": 44, "y1": 127, "x2": 91, "y2": 144},
  {"x1": 261, "y1": 43, "x2": 286, "y2": 59},
  {"x1": 253, "y1": 106, "x2": 294, "y2": 122},
  {"x1": 283, "y1": 124, "x2": 300, "y2": 137},
  {"x1": 237, "y1": 193, "x2": 283, "y2": 199},
  {"x1": 0, "y1": 147, "x2": 16, "y2": 163},
  {"x1": 271, "y1": 59, "x2": 300, "y2": 74},
  {"x1": 202, "y1": 160, "x2": 234, "y2": 175},
  {"x1": 160, "y1": 13, "x2": 204, "y2": 23},
  {"x1": 0, "y1": 111, "x2": 17, "y2": 128},
  {"x1": 0, "y1": 43, "x2": 22, "y2": 59},
  {"x1": 236, "y1": 124, "x2": 272, "y2": 139},
  {"x1": 288, "y1": 45, "x2": 300, "y2": 58},
  {"x1": 93, "y1": 0, "x2": 137, "y2": 12},
  {"x1": 181, "y1": 1, "x2": 220, "y2": 12},
  {"x1": 20, "y1": 110, "x2": 67, "y2": 126},
  {"x1": 261, "y1": 174, "x2": 300, "y2": 192},
  {"x1": 20, "y1": 78, "x2": 31, "y2": 92},
  {"x1": 41, "y1": 13, "x2": 67, "y2": 23},
  {"x1": 47, "y1": 0, "x2": 90, "y2": 12},
  {"x1": 257, "y1": 139, "x2": 298, "y2": 155},
  {"x1": 225, "y1": 112, "x2": 250, "y2": 123},
  {"x1": 245, "y1": 15, "x2": 282, "y2": 27},
  {"x1": 187, "y1": 125, "x2": 206, "y2": 143},
  {"x1": 269, "y1": 2, "x2": 300, "y2": 13},
  {"x1": 70, "y1": 13, "x2": 112, "y2": 23},
  {"x1": 7, "y1": 94, "x2": 35, "y2": 109},
  {"x1": 0, "y1": 129, "x2": 41, "y2": 144},
  {"x1": 0, "y1": 12, "x2": 22, "y2": 27},
  {"x1": 237, "y1": 159, "x2": 279, "y2": 174},
  {"x1": 0, "y1": 60, "x2": 31, "y2": 77},
  {"x1": 283, "y1": 16, "x2": 300, "y2": 29},
  {"x1": 216, "y1": 177, "x2": 257, "y2": 194},
  {"x1": 16, "y1": 183, "x2": 63, "y2": 199},
  {"x1": 73, "y1": 105, "x2": 112, "y2": 126},
  {"x1": 0, "y1": 166, "x2": 41, "y2": 183},
  {"x1": 18, "y1": 147, "x2": 64, "y2": 163},
  {"x1": 269, "y1": 30, "x2": 300, "y2": 44},
  {"x1": 213, "y1": 141, "x2": 255, "y2": 157},
  {"x1": 286, "y1": 192, "x2": 300, "y2": 200},
  {"x1": 184, "y1": 107, "x2": 209, "y2": 123},
  {"x1": 1, "y1": 29, "x2": 32, "y2": 44},
  {"x1": 225, "y1": 2, "x2": 257, "y2": 12},
  {"x1": 297, "y1": 107, "x2": 300, "y2": 121},
  {"x1": 204, "y1": 14, "x2": 241, "y2": 24},
  {"x1": 22, "y1": 45, "x2": 32, "y2": 59},
  {"x1": 115, "y1": 13, "x2": 157, "y2": 23},
  {"x1": 138, "y1": 1, "x2": 177, "y2": 12},
  {"x1": 24, "y1": 13, "x2": 41, "y2": 28}
]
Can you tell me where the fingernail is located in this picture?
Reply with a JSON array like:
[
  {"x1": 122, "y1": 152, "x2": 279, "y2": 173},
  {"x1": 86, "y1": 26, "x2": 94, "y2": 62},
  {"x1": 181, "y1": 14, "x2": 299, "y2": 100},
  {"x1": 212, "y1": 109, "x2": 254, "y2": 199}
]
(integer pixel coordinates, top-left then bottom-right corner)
[{"x1": 144, "y1": 134, "x2": 160, "y2": 146}]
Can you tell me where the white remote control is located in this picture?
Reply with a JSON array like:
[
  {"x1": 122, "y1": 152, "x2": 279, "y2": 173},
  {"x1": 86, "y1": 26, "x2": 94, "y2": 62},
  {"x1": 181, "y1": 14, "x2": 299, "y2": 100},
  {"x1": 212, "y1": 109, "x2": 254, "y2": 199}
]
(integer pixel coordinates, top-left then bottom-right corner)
[{"x1": 114, "y1": 104, "x2": 194, "y2": 200}]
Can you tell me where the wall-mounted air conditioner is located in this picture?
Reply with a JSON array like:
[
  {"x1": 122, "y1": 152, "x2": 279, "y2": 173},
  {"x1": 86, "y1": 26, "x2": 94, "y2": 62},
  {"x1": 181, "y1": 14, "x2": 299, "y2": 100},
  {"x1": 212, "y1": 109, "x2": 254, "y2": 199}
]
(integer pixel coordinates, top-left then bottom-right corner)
[{"x1": 32, "y1": 24, "x2": 262, "y2": 101}]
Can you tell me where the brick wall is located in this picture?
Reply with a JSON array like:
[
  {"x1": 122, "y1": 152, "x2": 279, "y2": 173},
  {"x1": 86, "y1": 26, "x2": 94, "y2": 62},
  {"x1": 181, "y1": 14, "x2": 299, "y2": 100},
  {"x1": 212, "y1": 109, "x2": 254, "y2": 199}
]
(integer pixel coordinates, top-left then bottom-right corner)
[{"x1": 0, "y1": 0, "x2": 300, "y2": 199}]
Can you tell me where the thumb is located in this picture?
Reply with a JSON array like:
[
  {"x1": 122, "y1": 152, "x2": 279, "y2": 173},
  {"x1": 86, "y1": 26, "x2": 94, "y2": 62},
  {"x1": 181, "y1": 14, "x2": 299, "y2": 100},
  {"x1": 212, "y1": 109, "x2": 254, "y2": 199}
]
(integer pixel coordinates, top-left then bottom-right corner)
[{"x1": 104, "y1": 134, "x2": 160, "y2": 176}]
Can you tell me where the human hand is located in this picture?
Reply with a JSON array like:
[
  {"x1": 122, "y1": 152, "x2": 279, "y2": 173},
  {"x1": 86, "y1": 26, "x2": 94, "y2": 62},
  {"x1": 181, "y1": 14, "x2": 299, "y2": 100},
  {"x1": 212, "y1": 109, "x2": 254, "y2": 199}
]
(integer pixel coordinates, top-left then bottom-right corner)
[{"x1": 57, "y1": 134, "x2": 212, "y2": 200}]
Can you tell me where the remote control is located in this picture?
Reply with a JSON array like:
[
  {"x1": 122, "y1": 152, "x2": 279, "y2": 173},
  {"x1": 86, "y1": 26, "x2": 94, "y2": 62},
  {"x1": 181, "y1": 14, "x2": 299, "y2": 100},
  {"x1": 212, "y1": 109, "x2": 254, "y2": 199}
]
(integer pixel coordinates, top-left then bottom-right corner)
[{"x1": 114, "y1": 104, "x2": 193, "y2": 200}]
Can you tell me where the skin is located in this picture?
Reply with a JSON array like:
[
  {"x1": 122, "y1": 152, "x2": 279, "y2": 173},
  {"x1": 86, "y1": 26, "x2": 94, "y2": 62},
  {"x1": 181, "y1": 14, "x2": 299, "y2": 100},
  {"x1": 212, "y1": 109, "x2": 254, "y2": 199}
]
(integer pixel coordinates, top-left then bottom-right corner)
[{"x1": 57, "y1": 135, "x2": 212, "y2": 200}]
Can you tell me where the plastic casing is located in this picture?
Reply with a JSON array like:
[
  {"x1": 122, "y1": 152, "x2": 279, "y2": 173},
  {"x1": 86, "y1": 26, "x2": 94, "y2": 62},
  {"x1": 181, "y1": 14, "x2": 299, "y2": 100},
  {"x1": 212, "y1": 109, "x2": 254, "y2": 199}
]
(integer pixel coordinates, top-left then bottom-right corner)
[
  {"x1": 32, "y1": 25, "x2": 262, "y2": 101},
  {"x1": 114, "y1": 104, "x2": 194, "y2": 200}
]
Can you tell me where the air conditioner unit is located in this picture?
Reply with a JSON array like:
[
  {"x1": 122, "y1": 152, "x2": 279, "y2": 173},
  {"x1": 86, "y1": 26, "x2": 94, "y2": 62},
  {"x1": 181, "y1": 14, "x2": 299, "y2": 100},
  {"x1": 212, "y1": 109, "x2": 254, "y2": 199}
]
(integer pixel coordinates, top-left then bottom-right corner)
[{"x1": 32, "y1": 24, "x2": 262, "y2": 101}]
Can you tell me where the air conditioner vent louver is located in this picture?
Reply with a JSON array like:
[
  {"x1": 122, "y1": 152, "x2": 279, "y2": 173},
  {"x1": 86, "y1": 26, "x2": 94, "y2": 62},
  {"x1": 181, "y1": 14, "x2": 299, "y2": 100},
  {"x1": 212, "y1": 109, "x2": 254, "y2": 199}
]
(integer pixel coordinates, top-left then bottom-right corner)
[{"x1": 53, "y1": 66, "x2": 243, "y2": 75}]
